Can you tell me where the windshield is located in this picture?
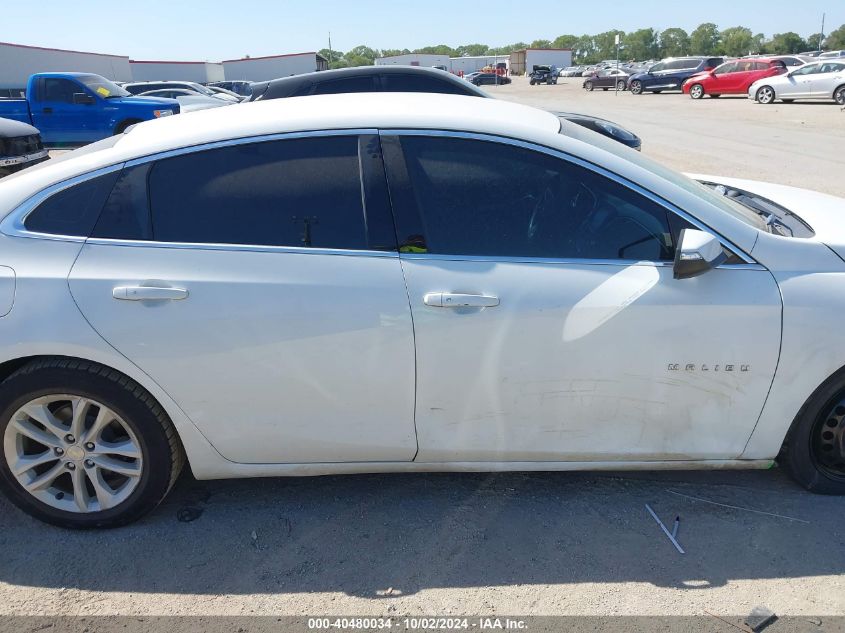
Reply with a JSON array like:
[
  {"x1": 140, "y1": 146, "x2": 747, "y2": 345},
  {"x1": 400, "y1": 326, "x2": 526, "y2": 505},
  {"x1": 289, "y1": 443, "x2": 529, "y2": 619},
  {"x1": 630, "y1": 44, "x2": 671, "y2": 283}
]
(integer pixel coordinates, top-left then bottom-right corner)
[
  {"x1": 76, "y1": 74, "x2": 130, "y2": 98},
  {"x1": 558, "y1": 120, "x2": 767, "y2": 231}
]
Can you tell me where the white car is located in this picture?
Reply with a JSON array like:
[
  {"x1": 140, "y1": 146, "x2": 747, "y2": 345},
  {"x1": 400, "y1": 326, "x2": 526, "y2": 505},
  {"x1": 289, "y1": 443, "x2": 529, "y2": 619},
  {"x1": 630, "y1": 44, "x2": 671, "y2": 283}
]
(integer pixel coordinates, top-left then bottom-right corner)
[
  {"x1": 137, "y1": 89, "x2": 232, "y2": 113},
  {"x1": 1, "y1": 94, "x2": 844, "y2": 528},
  {"x1": 749, "y1": 60, "x2": 845, "y2": 105}
]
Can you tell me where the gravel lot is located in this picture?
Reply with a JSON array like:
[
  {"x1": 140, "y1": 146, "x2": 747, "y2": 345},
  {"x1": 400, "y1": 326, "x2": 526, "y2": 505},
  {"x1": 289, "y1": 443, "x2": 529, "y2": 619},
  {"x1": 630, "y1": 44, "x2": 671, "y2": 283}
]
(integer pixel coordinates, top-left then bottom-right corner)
[{"x1": 4, "y1": 80, "x2": 845, "y2": 621}]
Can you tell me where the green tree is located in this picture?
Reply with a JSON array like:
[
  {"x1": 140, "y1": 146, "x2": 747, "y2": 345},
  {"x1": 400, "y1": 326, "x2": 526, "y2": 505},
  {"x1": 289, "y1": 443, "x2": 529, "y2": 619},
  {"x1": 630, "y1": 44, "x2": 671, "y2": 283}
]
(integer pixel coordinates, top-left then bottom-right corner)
[
  {"x1": 530, "y1": 39, "x2": 552, "y2": 49},
  {"x1": 497, "y1": 42, "x2": 528, "y2": 54},
  {"x1": 720, "y1": 26, "x2": 755, "y2": 56},
  {"x1": 768, "y1": 32, "x2": 807, "y2": 54},
  {"x1": 806, "y1": 33, "x2": 825, "y2": 51},
  {"x1": 413, "y1": 45, "x2": 457, "y2": 56},
  {"x1": 623, "y1": 28, "x2": 659, "y2": 61},
  {"x1": 552, "y1": 34, "x2": 579, "y2": 50},
  {"x1": 575, "y1": 35, "x2": 598, "y2": 63},
  {"x1": 455, "y1": 44, "x2": 489, "y2": 57},
  {"x1": 659, "y1": 28, "x2": 690, "y2": 57},
  {"x1": 752, "y1": 33, "x2": 768, "y2": 54},
  {"x1": 826, "y1": 24, "x2": 845, "y2": 50},
  {"x1": 690, "y1": 23, "x2": 720, "y2": 55},
  {"x1": 344, "y1": 45, "x2": 378, "y2": 67},
  {"x1": 592, "y1": 30, "x2": 626, "y2": 60}
]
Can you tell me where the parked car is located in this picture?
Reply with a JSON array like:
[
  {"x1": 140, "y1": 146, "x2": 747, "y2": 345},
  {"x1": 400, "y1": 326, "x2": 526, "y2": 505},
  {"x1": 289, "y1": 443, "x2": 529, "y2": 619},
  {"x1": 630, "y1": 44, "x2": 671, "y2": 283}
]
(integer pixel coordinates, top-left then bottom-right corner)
[
  {"x1": 124, "y1": 81, "x2": 240, "y2": 104},
  {"x1": 583, "y1": 68, "x2": 630, "y2": 91},
  {"x1": 248, "y1": 66, "x2": 640, "y2": 149},
  {"x1": 0, "y1": 117, "x2": 48, "y2": 177},
  {"x1": 472, "y1": 72, "x2": 512, "y2": 86},
  {"x1": 0, "y1": 73, "x2": 179, "y2": 145},
  {"x1": 819, "y1": 50, "x2": 845, "y2": 59},
  {"x1": 628, "y1": 57, "x2": 726, "y2": 95},
  {"x1": 207, "y1": 80, "x2": 253, "y2": 97},
  {"x1": 0, "y1": 88, "x2": 26, "y2": 100},
  {"x1": 1, "y1": 93, "x2": 845, "y2": 528},
  {"x1": 205, "y1": 85, "x2": 245, "y2": 101},
  {"x1": 529, "y1": 66, "x2": 557, "y2": 85},
  {"x1": 137, "y1": 89, "x2": 233, "y2": 113},
  {"x1": 559, "y1": 66, "x2": 584, "y2": 77},
  {"x1": 683, "y1": 59, "x2": 787, "y2": 99},
  {"x1": 767, "y1": 55, "x2": 816, "y2": 67},
  {"x1": 749, "y1": 60, "x2": 845, "y2": 105}
]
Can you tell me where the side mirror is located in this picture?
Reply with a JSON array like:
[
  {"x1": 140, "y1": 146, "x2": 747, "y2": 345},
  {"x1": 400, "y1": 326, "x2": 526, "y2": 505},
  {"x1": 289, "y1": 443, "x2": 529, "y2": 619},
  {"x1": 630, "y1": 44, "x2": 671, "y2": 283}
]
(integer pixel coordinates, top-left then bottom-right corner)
[
  {"x1": 73, "y1": 92, "x2": 95, "y2": 105},
  {"x1": 673, "y1": 229, "x2": 727, "y2": 280}
]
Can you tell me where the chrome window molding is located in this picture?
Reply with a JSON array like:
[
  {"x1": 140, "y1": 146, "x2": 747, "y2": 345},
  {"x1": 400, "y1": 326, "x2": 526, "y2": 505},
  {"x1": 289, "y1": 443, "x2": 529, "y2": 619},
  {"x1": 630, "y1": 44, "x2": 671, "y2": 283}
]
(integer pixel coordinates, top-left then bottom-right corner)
[
  {"x1": 0, "y1": 163, "x2": 125, "y2": 242},
  {"x1": 379, "y1": 129, "x2": 761, "y2": 267}
]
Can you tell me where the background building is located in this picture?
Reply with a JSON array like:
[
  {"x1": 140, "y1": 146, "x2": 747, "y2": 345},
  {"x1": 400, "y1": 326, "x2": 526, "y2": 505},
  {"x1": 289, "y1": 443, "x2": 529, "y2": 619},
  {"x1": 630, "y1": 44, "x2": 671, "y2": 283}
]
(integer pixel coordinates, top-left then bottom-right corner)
[
  {"x1": 0, "y1": 41, "x2": 131, "y2": 89},
  {"x1": 509, "y1": 48, "x2": 573, "y2": 75},
  {"x1": 222, "y1": 52, "x2": 328, "y2": 81},
  {"x1": 449, "y1": 55, "x2": 510, "y2": 76},
  {"x1": 129, "y1": 61, "x2": 224, "y2": 83},
  {"x1": 375, "y1": 53, "x2": 450, "y2": 68}
]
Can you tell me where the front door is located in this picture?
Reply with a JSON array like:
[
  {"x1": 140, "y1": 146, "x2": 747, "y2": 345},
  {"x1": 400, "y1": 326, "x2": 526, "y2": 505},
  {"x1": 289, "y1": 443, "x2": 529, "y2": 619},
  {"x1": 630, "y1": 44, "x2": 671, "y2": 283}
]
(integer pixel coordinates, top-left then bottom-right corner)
[
  {"x1": 30, "y1": 77, "x2": 97, "y2": 145},
  {"x1": 69, "y1": 133, "x2": 418, "y2": 464},
  {"x1": 382, "y1": 133, "x2": 782, "y2": 463}
]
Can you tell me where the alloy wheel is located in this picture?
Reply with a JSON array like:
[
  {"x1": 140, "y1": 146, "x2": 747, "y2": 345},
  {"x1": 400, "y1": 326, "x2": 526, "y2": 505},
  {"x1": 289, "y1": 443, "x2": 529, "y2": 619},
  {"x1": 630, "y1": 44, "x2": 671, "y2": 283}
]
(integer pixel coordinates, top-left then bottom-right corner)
[
  {"x1": 757, "y1": 86, "x2": 775, "y2": 104},
  {"x1": 3, "y1": 394, "x2": 143, "y2": 513},
  {"x1": 630, "y1": 81, "x2": 642, "y2": 95},
  {"x1": 812, "y1": 396, "x2": 845, "y2": 481},
  {"x1": 835, "y1": 87, "x2": 845, "y2": 106},
  {"x1": 690, "y1": 84, "x2": 704, "y2": 99}
]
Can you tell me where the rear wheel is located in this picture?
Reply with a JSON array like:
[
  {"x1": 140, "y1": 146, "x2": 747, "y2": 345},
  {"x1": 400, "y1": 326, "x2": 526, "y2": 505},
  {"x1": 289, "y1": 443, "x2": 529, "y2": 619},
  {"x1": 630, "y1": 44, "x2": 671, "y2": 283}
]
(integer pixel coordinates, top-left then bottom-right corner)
[
  {"x1": 584, "y1": 81, "x2": 594, "y2": 91},
  {"x1": 756, "y1": 86, "x2": 776, "y2": 104},
  {"x1": 616, "y1": 80, "x2": 627, "y2": 91},
  {"x1": 530, "y1": 79, "x2": 536, "y2": 86},
  {"x1": 780, "y1": 372, "x2": 845, "y2": 494},
  {"x1": 630, "y1": 80, "x2": 643, "y2": 95},
  {"x1": 835, "y1": 86, "x2": 845, "y2": 106},
  {"x1": 689, "y1": 84, "x2": 705, "y2": 99},
  {"x1": 0, "y1": 359, "x2": 185, "y2": 528}
]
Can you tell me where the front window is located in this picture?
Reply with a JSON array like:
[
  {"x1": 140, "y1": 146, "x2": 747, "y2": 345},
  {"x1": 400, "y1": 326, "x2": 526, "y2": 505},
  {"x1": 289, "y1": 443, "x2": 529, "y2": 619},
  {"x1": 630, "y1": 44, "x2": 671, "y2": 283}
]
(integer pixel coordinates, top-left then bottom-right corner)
[
  {"x1": 76, "y1": 74, "x2": 130, "y2": 98},
  {"x1": 714, "y1": 62, "x2": 738, "y2": 75},
  {"x1": 790, "y1": 64, "x2": 820, "y2": 76}
]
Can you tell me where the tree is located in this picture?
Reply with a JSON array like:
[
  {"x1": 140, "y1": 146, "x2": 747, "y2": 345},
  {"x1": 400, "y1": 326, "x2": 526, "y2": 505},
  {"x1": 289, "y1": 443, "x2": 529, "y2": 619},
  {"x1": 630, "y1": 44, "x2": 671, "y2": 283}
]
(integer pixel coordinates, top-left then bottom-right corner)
[
  {"x1": 552, "y1": 34, "x2": 579, "y2": 50},
  {"x1": 575, "y1": 35, "x2": 598, "y2": 63},
  {"x1": 624, "y1": 28, "x2": 658, "y2": 61},
  {"x1": 455, "y1": 44, "x2": 489, "y2": 57},
  {"x1": 497, "y1": 42, "x2": 528, "y2": 54},
  {"x1": 413, "y1": 45, "x2": 457, "y2": 56},
  {"x1": 344, "y1": 45, "x2": 378, "y2": 67},
  {"x1": 720, "y1": 26, "x2": 755, "y2": 56},
  {"x1": 690, "y1": 23, "x2": 720, "y2": 55},
  {"x1": 530, "y1": 39, "x2": 552, "y2": 49},
  {"x1": 826, "y1": 24, "x2": 845, "y2": 50},
  {"x1": 659, "y1": 28, "x2": 689, "y2": 57},
  {"x1": 806, "y1": 33, "x2": 825, "y2": 51},
  {"x1": 768, "y1": 32, "x2": 807, "y2": 54},
  {"x1": 752, "y1": 33, "x2": 768, "y2": 54},
  {"x1": 592, "y1": 30, "x2": 625, "y2": 60}
]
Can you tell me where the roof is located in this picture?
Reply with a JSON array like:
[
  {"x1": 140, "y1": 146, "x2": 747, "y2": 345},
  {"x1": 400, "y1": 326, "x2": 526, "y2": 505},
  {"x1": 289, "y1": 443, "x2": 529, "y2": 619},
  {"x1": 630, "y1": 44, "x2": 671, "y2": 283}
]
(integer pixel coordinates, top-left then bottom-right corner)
[
  {"x1": 130, "y1": 60, "x2": 216, "y2": 65},
  {"x1": 222, "y1": 52, "x2": 319, "y2": 63},
  {"x1": 0, "y1": 40, "x2": 127, "y2": 60}
]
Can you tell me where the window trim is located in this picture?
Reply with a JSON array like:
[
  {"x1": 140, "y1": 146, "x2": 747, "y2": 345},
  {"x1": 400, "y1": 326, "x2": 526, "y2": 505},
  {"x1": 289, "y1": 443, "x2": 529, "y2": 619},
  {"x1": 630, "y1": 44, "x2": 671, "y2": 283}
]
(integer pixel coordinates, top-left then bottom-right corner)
[{"x1": 379, "y1": 129, "x2": 760, "y2": 268}]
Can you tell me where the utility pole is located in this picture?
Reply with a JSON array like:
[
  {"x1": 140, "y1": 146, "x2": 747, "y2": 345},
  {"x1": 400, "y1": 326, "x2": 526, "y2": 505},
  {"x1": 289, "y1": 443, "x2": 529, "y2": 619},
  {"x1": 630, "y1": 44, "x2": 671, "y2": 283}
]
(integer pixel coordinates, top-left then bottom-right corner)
[
  {"x1": 615, "y1": 33, "x2": 620, "y2": 96},
  {"x1": 820, "y1": 13, "x2": 825, "y2": 52},
  {"x1": 328, "y1": 32, "x2": 333, "y2": 65}
]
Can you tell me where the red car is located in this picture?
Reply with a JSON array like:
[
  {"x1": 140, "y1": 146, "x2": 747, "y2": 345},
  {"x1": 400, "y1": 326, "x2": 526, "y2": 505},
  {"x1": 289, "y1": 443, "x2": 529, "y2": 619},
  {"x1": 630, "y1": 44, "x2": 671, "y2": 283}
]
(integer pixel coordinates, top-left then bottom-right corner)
[{"x1": 682, "y1": 58, "x2": 787, "y2": 99}]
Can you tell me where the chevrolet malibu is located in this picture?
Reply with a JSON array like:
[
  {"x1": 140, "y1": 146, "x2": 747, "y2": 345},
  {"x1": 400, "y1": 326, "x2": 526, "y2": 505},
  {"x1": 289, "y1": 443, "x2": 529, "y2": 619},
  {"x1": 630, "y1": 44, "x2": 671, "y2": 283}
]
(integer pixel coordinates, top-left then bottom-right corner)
[{"x1": 0, "y1": 94, "x2": 844, "y2": 529}]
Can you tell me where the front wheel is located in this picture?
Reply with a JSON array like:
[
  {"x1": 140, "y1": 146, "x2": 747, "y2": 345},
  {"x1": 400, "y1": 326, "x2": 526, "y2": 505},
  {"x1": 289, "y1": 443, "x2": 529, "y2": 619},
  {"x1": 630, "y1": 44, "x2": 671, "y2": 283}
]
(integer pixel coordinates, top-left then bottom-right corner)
[
  {"x1": 780, "y1": 373, "x2": 845, "y2": 494},
  {"x1": 0, "y1": 359, "x2": 185, "y2": 528},
  {"x1": 584, "y1": 81, "x2": 594, "y2": 91},
  {"x1": 835, "y1": 86, "x2": 845, "y2": 106},
  {"x1": 689, "y1": 84, "x2": 705, "y2": 100},
  {"x1": 756, "y1": 86, "x2": 776, "y2": 104},
  {"x1": 616, "y1": 80, "x2": 627, "y2": 91},
  {"x1": 529, "y1": 79, "x2": 536, "y2": 86},
  {"x1": 630, "y1": 80, "x2": 643, "y2": 95}
]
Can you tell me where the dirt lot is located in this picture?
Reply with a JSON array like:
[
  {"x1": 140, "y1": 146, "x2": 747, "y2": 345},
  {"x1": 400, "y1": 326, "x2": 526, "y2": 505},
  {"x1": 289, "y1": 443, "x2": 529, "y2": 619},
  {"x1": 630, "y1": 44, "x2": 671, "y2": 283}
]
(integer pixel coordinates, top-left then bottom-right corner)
[{"x1": 4, "y1": 80, "x2": 844, "y2": 621}]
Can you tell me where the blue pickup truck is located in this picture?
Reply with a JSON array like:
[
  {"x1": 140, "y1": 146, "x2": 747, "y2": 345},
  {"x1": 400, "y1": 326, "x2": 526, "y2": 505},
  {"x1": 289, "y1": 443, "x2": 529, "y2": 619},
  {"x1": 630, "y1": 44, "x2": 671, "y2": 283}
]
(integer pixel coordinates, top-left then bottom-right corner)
[{"x1": 0, "y1": 72, "x2": 180, "y2": 145}]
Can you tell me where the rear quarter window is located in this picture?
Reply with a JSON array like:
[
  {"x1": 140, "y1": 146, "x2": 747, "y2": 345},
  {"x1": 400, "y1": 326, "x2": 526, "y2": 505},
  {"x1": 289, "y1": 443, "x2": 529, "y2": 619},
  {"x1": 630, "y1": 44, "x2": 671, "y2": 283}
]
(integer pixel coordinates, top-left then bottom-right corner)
[{"x1": 24, "y1": 171, "x2": 119, "y2": 237}]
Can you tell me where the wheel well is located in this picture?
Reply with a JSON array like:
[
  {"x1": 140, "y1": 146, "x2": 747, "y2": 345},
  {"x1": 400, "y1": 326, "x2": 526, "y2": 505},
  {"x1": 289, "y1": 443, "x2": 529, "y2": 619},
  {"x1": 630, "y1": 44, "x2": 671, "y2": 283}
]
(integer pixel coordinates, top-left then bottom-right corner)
[
  {"x1": 835, "y1": 83, "x2": 845, "y2": 96},
  {"x1": 114, "y1": 118, "x2": 143, "y2": 135},
  {"x1": 781, "y1": 364, "x2": 845, "y2": 453}
]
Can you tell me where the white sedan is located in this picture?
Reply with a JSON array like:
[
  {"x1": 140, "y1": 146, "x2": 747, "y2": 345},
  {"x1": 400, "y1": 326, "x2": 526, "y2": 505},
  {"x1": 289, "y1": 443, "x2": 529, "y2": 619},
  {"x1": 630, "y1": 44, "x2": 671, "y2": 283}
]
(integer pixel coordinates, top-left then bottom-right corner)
[
  {"x1": 749, "y1": 59, "x2": 845, "y2": 104},
  {"x1": 0, "y1": 94, "x2": 844, "y2": 528}
]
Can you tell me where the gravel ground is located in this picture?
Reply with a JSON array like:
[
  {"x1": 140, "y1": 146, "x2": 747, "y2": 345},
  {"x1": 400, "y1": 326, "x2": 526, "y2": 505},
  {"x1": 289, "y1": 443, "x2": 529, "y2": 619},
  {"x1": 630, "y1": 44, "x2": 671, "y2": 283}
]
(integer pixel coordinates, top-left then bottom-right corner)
[{"x1": 6, "y1": 80, "x2": 844, "y2": 620}]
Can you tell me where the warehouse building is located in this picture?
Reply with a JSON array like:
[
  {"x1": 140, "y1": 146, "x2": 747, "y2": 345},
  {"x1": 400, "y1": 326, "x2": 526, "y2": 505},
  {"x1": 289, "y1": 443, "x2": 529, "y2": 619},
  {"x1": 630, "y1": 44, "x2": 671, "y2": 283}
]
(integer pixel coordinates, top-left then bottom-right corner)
[
  {"x1": 129, "y1": 60, "x2": 225, "y2": 83},
  {"x1": 449, "y1": 55, "x2": 510, "y2": 76},
  {"x1": 222, "y1": 52, "x2": 328, "y2": 82},
  {"x1": 0, "y1": 41, "x2": 131, "y2": 89},
  {"x1": 509, "y1": 48, "x2": 573, "y2": 75},
  {"x1": 375, "y1": 53, "x2": 450, "y2": 69}
]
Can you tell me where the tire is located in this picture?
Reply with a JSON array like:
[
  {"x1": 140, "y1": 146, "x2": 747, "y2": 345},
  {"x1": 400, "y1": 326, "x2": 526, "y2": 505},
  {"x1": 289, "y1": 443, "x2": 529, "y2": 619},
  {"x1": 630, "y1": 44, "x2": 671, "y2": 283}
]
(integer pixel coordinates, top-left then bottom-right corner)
[
  {"x1": 835, "y1": 86, "x2": 845, "y2": 106},
  {"x1": 689, "y1": 84, "x2": 705, "y2": 100},
  {"x1": 114, "y1": 119, "x2": 142, "y2": 135},
  {"x1": 630, "y1": 80, "x2": 643, "y2": 95},
  {"x1": 530, "y1": 79, "x2": 536, "y2": 86},
  {"x1": 780, "y1": 369, "x2": 845, "y2": 494},
  {"x1": 584, "y1": 81, "x2": 594, "y2": 91},
  {"x1": 0, "y1": 358, "x2": 185, "y2": 528},
  {"x1": 756, "y1": 85, "x2": 776, "y2": 104},
  {"x1": 616, "y1": 80, "x2": 627, "y2": 91}
]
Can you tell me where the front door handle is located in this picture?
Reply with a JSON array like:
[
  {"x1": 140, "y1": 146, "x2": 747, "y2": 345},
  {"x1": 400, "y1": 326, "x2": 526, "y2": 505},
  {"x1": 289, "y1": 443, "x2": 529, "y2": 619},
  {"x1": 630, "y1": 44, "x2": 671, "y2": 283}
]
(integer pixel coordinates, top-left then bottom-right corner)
[
  {"x1": 113, "y1": 286, "x2": 189, "y2": 301},
  {"x1": 423, "y1": 292, "x2": 499, "y2": 308}
]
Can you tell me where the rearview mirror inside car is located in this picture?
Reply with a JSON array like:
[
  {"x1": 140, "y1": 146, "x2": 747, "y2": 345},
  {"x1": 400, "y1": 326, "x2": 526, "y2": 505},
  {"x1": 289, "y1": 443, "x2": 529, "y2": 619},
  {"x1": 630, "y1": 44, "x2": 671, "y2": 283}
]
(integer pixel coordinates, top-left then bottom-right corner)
[{"x1": 673, "y1": 229, "x2": 727, "y2": 280}]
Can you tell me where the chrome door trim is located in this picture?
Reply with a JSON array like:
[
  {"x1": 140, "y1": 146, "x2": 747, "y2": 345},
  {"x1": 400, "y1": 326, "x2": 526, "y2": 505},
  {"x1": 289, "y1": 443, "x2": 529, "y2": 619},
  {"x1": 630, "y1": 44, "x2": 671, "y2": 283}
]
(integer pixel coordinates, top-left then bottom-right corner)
[{"x1": 379, "y1": 129, "x2": 759, "y2": 266}]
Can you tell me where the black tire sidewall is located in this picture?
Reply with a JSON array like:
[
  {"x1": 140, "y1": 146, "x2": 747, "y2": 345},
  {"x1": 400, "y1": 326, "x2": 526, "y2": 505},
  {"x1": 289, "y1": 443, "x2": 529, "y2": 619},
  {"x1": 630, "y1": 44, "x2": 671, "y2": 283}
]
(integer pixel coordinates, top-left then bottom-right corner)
[{"x1": 0, "y1": 364, "x2": 175, "y2": 528}]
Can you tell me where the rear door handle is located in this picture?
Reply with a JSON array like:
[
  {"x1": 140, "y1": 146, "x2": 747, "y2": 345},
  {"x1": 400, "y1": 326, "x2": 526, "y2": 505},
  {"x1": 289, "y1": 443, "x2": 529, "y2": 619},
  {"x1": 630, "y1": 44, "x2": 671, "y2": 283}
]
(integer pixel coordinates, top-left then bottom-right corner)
[
  {"x1": 113, "y1": 286, "x2": 188, "y2": 301},
  {"x1": 423, "y1": 292, "x2": 499, "y2": 308}
]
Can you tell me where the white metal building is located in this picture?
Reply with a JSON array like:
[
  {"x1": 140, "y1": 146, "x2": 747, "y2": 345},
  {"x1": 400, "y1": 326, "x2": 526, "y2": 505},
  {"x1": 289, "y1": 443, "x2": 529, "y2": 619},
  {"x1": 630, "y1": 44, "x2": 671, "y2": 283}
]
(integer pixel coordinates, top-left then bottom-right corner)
[
  {"x1": 222, "y1": 52, "x2": 328, "y2": 82},
  {"x1": 0, "y1": 41, "x2": 132, "y2": 88},
  {"x1": 129, "y1": 61, "x2": 224, "y2": 83},
  {"x1": 375, "y1": 53, "x2": 450, "y2": 68},
  {"x1": 448, "y1": 55, "x2": 510, "y2": 76},
  {"x1": 509, "y1": 48, "x2": 573, "y2": 75}
]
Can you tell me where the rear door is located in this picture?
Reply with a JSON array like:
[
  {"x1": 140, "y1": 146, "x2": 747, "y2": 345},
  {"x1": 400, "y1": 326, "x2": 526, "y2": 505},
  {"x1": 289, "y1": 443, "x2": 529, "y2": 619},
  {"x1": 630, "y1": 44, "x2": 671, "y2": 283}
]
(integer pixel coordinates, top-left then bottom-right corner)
[
  {"x1": 69, "y1": 132, "x2": 418, "y2": 464},
  {"x1": 810, "y1": 62, "x2": 845, "y2": 97}
]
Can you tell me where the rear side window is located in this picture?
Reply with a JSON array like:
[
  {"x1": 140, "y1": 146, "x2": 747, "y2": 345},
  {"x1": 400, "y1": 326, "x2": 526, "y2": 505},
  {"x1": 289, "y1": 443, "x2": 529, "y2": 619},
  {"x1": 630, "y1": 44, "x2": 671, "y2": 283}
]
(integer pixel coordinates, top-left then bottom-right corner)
[
  {"x1": 145, "y1": 136, "x2": 367, "y2": 249},
  {"x1": 382, "y1": 74, "x2": 472, "y2": 95},
  {"x1": 92, "y1": 164, "x2": 153, "y2": 240},
  {"x1": 390, "y1": 136, "x2": 674, "y2": 261},
  {"x1": 24, "y1": 171, "x2": 119, "y2": 236}
]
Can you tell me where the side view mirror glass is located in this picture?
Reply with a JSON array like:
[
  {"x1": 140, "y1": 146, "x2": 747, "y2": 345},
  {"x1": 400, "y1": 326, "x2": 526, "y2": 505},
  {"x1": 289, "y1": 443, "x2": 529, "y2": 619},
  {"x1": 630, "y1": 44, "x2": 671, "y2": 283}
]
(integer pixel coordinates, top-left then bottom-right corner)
[{"x1": 673, "y1": 229, "x2": 727, "y2": 280}]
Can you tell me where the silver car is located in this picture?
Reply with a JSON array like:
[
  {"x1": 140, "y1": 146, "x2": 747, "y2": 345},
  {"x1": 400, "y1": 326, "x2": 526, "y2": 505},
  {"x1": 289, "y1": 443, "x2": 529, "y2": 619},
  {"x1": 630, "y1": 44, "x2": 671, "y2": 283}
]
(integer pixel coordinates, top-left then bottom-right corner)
[{"x1": 749, "y1": 60, "x2": 845, "y2": 105}]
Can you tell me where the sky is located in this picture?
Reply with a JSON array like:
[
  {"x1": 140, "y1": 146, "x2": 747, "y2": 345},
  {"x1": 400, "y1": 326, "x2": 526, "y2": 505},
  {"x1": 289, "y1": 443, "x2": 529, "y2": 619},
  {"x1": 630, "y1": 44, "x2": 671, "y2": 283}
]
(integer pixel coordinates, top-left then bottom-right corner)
[{"x1": 2, "y1": 0, "x2": 841, "y2": 61}]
